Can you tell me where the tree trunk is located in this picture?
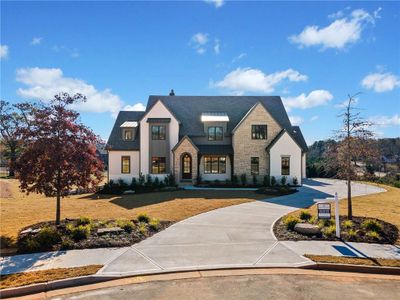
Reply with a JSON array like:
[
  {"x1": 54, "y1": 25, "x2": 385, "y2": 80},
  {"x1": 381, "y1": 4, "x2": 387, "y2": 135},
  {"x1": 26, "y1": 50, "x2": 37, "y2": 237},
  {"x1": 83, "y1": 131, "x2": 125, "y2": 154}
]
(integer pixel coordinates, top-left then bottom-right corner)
[
  {"x1": 347, "y1": 178, "x2": 352, "y2": 220},
  {"x1": 8, "y1": 145, "x2": 16, "y2": 177},
  {"x1": 56, "y1": 191, "x2": 61, "y2": 225}
]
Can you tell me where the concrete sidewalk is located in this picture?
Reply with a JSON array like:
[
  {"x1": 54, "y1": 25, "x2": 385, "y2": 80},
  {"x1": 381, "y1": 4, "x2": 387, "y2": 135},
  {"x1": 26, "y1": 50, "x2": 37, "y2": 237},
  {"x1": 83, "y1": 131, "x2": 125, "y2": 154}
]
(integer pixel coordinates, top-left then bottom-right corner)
[{"x1": 0, "y1": 178, "x2": 391, "y2": 276}]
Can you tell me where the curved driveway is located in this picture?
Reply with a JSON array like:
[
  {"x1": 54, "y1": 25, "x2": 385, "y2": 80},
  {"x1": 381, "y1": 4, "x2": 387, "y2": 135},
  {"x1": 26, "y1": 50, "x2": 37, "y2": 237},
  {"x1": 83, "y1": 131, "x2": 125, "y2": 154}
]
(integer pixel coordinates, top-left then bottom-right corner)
[{"x1": 99, "y1": 179, "x2": 386, "y2": 276}]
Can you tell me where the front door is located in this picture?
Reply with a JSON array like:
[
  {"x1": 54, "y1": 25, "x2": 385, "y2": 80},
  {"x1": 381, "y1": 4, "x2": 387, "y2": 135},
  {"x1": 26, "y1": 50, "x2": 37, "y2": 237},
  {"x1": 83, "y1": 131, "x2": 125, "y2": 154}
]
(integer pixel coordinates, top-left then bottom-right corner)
[{"x1": 182, "y1": 154, "x2": 192, "y2": 180}]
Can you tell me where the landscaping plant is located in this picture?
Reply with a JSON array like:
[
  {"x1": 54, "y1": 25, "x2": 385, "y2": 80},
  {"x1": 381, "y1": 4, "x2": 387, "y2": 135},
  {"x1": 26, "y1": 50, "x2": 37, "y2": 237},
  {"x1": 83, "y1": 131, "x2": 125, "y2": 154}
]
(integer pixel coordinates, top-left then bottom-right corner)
[{"x1": 240, "y1": 173, "x2": 247, "y2": 186}]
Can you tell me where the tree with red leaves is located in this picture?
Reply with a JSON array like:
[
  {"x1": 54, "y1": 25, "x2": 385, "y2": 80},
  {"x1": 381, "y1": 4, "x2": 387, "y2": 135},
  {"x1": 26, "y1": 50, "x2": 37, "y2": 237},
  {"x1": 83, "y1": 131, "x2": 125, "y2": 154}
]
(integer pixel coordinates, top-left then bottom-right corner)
[{"x1": 14, "y1": 93, "x2": 104, "y2": 225}]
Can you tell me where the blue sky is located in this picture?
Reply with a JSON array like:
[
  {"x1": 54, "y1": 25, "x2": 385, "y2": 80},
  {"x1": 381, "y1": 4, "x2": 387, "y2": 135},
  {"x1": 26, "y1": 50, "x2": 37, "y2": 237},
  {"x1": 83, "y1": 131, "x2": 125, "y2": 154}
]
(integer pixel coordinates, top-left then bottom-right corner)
[{"x1": 1, "y1": 1, "x2": 399, "y2": 143}]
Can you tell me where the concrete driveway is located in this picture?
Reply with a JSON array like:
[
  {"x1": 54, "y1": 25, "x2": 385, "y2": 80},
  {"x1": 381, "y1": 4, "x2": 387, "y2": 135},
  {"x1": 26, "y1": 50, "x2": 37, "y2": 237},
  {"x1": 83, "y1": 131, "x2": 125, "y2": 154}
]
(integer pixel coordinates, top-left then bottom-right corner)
[{"x1": 98, "y1": 178, "x2": 386, "y2": 276}]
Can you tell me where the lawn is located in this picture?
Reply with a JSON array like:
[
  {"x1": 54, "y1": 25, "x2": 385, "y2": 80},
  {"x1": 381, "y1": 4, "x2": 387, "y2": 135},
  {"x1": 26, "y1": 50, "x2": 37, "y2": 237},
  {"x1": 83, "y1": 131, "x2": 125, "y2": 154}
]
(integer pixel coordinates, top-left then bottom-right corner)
[
  {"x1": 304, "y1": 255, "x2": 400, "y2": 268},
  {"x1": 287, "y1": 183, "x2": 400, "y2": 244},
  {"x1": 0, "y1": 179, "x2": 266, "y2": 247}
]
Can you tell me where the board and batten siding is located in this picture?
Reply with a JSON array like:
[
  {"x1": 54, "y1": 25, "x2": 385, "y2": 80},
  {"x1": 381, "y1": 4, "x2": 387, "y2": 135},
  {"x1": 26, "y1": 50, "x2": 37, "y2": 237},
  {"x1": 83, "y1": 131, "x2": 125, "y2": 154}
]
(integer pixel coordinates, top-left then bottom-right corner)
[
  {"x1": 269, "y1": 131, "x2": 302, "y2": 185},
  {"x1": 108, "y1": 150, "x2": 140, "y2": 182}
]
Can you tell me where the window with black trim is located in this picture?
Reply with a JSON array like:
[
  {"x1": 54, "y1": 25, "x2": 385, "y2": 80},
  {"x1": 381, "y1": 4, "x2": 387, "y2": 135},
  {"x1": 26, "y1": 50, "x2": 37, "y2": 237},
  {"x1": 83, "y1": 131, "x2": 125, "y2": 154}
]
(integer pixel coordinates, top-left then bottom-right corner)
[
  {"x1": 208, "y1": 127, "x2": 223, "y2": 141},
  {"x1": 251, "y1": 157, "x2": 259, "y2": 175},
  {"x1": 281, "y1": 156, "x2": 290, "y2": 175},
  {"x1": 121, "y1": 156, "x2": 130, "y2": 174},
  {"x1": 151, "y1": 157, "x2": 166, "y2": 174},
  {"x1": 204, "y1": 156, "x2": 226, "y2": 174},
  {"x1": 122, "y1": 129, "x2": 133, "y2": 141},
  {"x1": 251, "y1": 125, "x2": 267, "y2": 139},
  {"x1": 151, "y1": 125, "x2": 166, "y2": 140}
]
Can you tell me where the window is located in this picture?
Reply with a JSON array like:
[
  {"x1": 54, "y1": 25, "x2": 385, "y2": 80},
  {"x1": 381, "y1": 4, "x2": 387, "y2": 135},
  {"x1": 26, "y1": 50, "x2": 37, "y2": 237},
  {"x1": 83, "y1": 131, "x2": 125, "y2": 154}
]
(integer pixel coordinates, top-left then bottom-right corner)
[
  {"x1": 122, "y1": 129, "x2": 133, "y2": 141},
  {"x1": 151, "y1": 157, "x2": 166, "y2": 174},
  {"x1": 208, "y1": 127, "x2": 223, "y2": 141},
  {"x1": 251, "y1": 125, "x2": 267, "y2": 139},
  {"x1": 251, "y1": 157, "x2": 259, "y2": 175},
  {"x1": 151, "y1": 125, "x2": 166, "y2": 140},
  {"x1": 121, "y1": 156, "x2": 130, "y2": 174},
  {"x1": 204, "y1": 156, "x2": 226, "y2": 174},
  {"x1": 281, "y1": 156, "x2": 290, "y2": 175}
]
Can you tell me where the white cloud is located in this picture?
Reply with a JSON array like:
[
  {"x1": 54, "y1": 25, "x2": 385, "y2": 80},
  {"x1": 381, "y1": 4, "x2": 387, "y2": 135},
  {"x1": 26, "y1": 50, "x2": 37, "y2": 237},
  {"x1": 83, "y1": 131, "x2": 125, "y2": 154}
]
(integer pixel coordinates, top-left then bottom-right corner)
[
  {"x1": 53, "y1": 45, "x2": 80, "y2": 58},
  {"x1": 30, "y1": 37, "x2": 43, "y2": 46},
  {"x1": 289, "y1": 115, "x2": 304, "y2": 126},
  {"x1": 190, "y1": 32, "x2": 209, "y2": 55},
  {"x1": 204, "y1": 0, "x2": 224, "y2": 8},
  {"x1": 369, "y1": 114, "x2": 400, "y2": 127},
  {"x1": 212, "y1": 67, "x2": 308, "y2": 94},
  {"x1": 232, "y1": 53, "x2": 247, "y2": 63},
  {"x1": 214, "y1": 39, "x2": 220, "y2": 54},
  {"x1": 310, "y1": 115, "x2": 319, "y2": 121},
  {"x1": 361, "y1": 72, "x2": 400, "y2": 92},
  {"x1": 0, "y1": 45, "x2": 9, "y2": 59},
  {"x1": 283, "y1": 90, "x2": 333, "y2": 111},
  {"x1": 16, "y1": 67, "x2": 123, "y2": 117},
  {"x1": 289, "y1": 8, "x2": 380, "y2": 50},
  {"x1": 123, "y1": 103, "x2": 146, "y2": 111}
]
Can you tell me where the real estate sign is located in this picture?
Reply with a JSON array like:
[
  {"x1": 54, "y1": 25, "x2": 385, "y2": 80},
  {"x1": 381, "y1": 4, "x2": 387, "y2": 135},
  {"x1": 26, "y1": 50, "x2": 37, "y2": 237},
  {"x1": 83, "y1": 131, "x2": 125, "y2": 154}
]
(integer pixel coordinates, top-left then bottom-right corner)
[{"x1": 317, "y1": 203, "x2": 331, "y2": 219}]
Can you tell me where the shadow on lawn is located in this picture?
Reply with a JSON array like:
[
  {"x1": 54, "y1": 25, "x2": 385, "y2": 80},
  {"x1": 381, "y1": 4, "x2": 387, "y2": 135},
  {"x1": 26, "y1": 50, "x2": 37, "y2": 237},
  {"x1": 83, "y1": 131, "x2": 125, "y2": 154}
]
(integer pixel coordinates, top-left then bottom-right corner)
[{"x1": 79, "y1": 190, "x2": 267, "y2": 210}]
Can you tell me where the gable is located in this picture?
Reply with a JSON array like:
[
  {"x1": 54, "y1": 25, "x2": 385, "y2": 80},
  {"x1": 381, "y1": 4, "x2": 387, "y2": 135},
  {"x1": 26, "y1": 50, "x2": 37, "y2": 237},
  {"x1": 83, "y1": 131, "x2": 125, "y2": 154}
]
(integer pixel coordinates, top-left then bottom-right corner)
[{"x1": 268, "y1": 131, "x2": 302, "y2": 153}]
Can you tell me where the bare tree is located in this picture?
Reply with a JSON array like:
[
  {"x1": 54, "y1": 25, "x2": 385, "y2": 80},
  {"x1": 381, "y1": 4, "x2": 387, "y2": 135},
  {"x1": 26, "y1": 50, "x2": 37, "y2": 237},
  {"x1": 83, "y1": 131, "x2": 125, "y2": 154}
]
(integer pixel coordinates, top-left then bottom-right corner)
[{"x1": 333, "y1": 93, "x2": 377, "y2": 220}]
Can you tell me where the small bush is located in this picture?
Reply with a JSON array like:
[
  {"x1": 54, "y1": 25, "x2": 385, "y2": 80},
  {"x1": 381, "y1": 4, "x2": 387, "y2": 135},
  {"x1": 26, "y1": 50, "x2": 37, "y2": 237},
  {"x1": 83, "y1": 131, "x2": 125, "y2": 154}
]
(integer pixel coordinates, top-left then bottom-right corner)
[
  {"x1": 153, "y1": 177, "x2": 160, "y2": 188},
  {"x1": 271, "y1": 176, "x2": 276, "y2": 186},
  {"x1": 343, "y1": 220, "x2": 353, "y2": 229},
  {"x1": 117, "y1": 178, "x2": 128, "y2": 190},
  {"x1": 214, "y1": 179, "x2": 220, "y2": 185},
  {"x1": 77, "y1": 216, "x2": 91, "y2": 226},
  {"x1": 145, "y1": 175, "x2": 153, "y2": 186},
  {"x1": 164, "y1": 174, "x2": 176, "y2": 187},
  {"x1": 137, "y1": 213, "x2": 150, "y2": 223},
  {"x1": 116, "y1": 220, "x2": 135, "y2": 233},
  {"x1": 37, "y1": 227, "x2": 62, "y2": 247},
  {"x1": 138, "y1": 223, "x2": 147, "y2": 235},
  {"x1": 240, "y1": 173, "x2": 247, "y2": 186},
  {"x1": 130, "y1": 177, "x2": 137, "y2": 188},
  {"x1": 361, "y1": 219, "x2": 382, "y2": 233},
  {"x1": 252, "y1": 175, "x2": 257, "y2": 185},
  {"x1": 280, "y1": 176, "x2": 287, "y2": 186},
  {"x1": 138, "y1": 173, "x2": 145, "y2": 186},
  {"x1": 318, "y1": 219, "x2": 335, "y2": 228},
  {"x1": 60, "y1": 237, "x2": 74, "y2": 250},
  {"x1": 232, "y1": 175, "x2": 238, "y2": 184},
  {"x1": 149, "y1": 218, "x2": 160, "y2": 231},
  {"x1": 263, "y1": 175, "x2": 270, "y2": 187},
  {"x1": 70, "y1": 225, "x2": 91, "y2": 241},
  {"x1": 323, "y1": 225, "x2": 336, "y2": 237},
  {"x1": 299, "y1": 210, "x2": 312, "y2": 221},
  {"x1": 20, "y1": 237, "x2": 41, "y2": 252},
  {"x1": 346, "y1": 229, "x2": 357, "y2": 238},
  {"x1": 366, "y1": 230, "x2": 380, "y2": 239},
  {"x1": 283, "y1": 215, "x2": 300, "y2": 231},
  {"x1": 292, "y1": 177, "x2": 298, "y2": 186}
]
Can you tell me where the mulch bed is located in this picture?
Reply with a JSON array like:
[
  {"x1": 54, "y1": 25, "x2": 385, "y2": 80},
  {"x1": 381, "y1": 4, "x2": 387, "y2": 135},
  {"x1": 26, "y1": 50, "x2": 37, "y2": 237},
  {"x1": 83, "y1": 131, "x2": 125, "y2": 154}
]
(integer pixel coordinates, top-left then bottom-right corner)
[
  {"x1": 274, "y1": 216, "x2": 398, "y2": 244},
  {"x1": 17, "y1": 218, "x2": 173, "y2": 254}
]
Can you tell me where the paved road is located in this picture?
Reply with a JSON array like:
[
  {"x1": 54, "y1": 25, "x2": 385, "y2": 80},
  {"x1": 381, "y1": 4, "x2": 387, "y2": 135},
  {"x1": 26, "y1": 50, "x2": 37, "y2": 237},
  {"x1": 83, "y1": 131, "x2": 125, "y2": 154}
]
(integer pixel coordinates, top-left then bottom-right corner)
[
  {"x1": 98, "y1": 179, "x2": 386, "y2": 276},
  {"x1": 52, "y1": 273, "x2": 400, "y2": 300}
]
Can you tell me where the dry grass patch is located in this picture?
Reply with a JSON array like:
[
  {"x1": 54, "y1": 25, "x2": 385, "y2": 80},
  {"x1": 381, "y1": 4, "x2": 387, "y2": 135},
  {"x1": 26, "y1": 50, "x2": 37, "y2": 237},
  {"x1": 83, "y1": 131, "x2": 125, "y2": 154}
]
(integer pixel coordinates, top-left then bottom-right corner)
[
  {"x1": 305, "y1": 255, "x2": 400, "y2": 268},
  {"x1": 1, "y1": 179, "x2": 265, "y2": 247},
  {"x1": 0, "y1": 265, "x2": 102, "y2": 289}
]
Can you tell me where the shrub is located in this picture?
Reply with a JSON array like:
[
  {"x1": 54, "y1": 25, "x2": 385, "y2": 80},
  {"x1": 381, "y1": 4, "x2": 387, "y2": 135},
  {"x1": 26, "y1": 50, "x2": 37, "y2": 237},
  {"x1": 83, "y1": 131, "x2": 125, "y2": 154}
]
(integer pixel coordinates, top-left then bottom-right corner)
[
  {"x1": 214, "y1": 179, "x2": 220, "y2": 185},
  {"x1": 60, "y1": 237, "x2": 74, "y2": 250},
  {"x1": 263, "y1": 175, "x2": 270, "y2": 187},
  {"x1": 283, "y1": 215, "x2": 300, "y2": 230},
  {"x1": 19, "y1": 237, "x2": 41, "y2": 252},
  {"x1": 70, "y1": 225, "x2": 91, "y2": 241},
  {"x1": 145, "y1": 175, "x2": 153, "y2": 186},
  {"x1": 240, "y1": 173, "x2": 247, "y2": 186},
  {"x1": 292, "y1": 177, "x2": 298, "y2": 186},
  {"x1": 137, "y1": 213, "x2": 150, "y2": 223},
  {"x1": 342, "y1": 220, "x2": 353, "y2": 229},
  {"x1": 149, "y1": 218, "x2": 160, "y2": 231},
  {"x1": 130, "y1": 177, "x2": 137, "y2": 189},
  {"x1": 280, "y1": 176, "x2": 287, "y2": 186},
  {"x1": 164, "y1": 174, "x2": 176, "y2": 187},
  {"x1": 196, "y1": 175, "x2": 202, "y2": 184},
  {"x1": 116, "y1": 220, "x2": 135, "y2": 233},
  {"x1": 117, "y1": 178, "x2": 128, "y2": 190},
  {"x1": 153, "y1": 177, "x2": 160, "y2": 188},
  {"x1": 323, "y1": 225, "x2": 336, "y2": 237},
  {"x1": 271, "y1": 176, "x2": 276, "y2": 186},
  {"x1": 138, "y1": 223, "x2": 147, "y2": 235},
  {"x1": 252, "y1": 175, "x2": 257, "y2": 185},
  {"x1": 299, "y1": 210, "x2": 312, "y2": 221},
  {"x1": 138, "y1": 173, "x2": 145, "y2": 186},
  {"x1": 346, "y1": 229, "x2": 357, "y2": 238},
  {"x1": 77, "y1": 216, "x2": 91, "y2": 226},
  {"x1": 318, "y1": 219, "x2": 335, "y2": 228},
  {"x1": 232, "y1": 175, "x2": 238, "y2": 184},
  {"x1": 366, "y1": 230, "x2": 380, "y2": 239},
  {"x1": 361, "y1": 219, "x2": 382, "y2": 232}
]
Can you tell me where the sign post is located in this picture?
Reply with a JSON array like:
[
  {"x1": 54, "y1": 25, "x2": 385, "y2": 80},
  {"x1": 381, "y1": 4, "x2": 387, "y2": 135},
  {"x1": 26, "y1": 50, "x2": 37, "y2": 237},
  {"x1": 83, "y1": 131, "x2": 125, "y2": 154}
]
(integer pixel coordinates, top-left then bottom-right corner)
[{"x1": 334, "y1": 192, "x2": 340, "y2": 238}]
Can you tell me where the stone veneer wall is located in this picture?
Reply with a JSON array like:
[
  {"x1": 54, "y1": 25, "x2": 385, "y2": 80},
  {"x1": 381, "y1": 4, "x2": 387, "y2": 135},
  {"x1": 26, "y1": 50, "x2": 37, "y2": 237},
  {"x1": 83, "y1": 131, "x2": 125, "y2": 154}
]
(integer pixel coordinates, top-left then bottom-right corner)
[
  {"x1": 232, "y1": 103, "x2": 282, "y2": 179},
  {"x1": 173, "y1": 138, "x2": 198, "y2": 183}
]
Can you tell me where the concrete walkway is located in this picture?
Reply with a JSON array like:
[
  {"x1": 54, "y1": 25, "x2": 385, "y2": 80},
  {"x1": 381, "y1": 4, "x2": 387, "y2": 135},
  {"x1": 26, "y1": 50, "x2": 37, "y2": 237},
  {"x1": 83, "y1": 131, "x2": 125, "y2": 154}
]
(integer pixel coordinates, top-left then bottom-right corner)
[{"x1": 0, "y1": 179, "x2": 391, "y2": 276}]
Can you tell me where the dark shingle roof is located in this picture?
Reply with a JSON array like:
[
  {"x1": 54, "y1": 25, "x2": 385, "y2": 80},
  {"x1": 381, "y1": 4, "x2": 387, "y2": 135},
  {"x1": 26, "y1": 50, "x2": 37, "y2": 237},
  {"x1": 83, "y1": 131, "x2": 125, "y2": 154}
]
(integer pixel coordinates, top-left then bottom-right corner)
[
  {"x1": 106, "y1": 111, "x2": 144, "y2": 150},
  {"x1": 290, "y1": 126, "x2": 308, "y2": 152},
  {"x1": 197, "y1": 145, "x2": 234, "y2": 155}
]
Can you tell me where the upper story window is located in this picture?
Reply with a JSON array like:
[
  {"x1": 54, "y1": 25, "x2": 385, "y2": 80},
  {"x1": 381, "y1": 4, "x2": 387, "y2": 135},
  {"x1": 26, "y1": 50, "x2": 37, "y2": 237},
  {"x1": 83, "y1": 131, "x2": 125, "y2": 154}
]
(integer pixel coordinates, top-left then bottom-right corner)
[
  {"x1": 251, "y1": 125, "x2": 267, "y2": 140},
  {"x1": 208, "y1": 126, "x2": 223, "y2": 141},
  {"x1": 281, "y1": 156, "x2": 290, "y2": 175},
  {"x1": 122, "y1": 129, "x2": 134, "y2": 141},
  {"x1": 151, "y1": 125, "x2": 166, "y2": 140}
]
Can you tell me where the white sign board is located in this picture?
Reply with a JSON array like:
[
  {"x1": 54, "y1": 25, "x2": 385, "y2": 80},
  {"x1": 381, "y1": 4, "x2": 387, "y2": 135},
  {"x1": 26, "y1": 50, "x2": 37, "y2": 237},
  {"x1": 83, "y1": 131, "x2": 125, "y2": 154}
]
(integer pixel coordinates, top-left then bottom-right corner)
[{"x1": 318, "y1": 203, "x2": 331, "y2": 219}]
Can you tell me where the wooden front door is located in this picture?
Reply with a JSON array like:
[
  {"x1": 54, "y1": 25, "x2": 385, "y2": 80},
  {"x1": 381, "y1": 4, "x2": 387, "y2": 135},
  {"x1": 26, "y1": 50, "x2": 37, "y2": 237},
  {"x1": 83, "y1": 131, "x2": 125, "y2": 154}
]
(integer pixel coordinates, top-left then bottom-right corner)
[{"x1": 182, "y1": 154, "x2": 192, "y2": 179}]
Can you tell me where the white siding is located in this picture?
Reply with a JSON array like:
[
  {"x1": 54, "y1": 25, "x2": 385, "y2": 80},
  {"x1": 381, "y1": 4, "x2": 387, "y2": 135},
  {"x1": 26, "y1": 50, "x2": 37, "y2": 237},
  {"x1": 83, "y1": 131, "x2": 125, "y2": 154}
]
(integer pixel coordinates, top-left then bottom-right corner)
[
  {"x1": 199, "y1": 155, "x2": 232, "y2": 181},
  {"x1": 302, "y1": 153, "x2": 307, "y2": 179},
  {"x1": 269, "y1": 132, "x2": 302, "y2": 185},
  {"x1": 108, "y1": 151, "x2": 140, "y2": 183},
  {"x1": 140, "y1": 100, "x2": 179, "y2": 179}
]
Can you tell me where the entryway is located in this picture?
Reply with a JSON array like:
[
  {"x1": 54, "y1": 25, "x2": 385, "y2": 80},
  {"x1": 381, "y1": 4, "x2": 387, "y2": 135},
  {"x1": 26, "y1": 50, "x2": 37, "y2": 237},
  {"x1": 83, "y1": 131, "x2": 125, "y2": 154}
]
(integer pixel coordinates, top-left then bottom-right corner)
[{"x1": 181, "y1": 153, "x2": 192, "y2": 180}]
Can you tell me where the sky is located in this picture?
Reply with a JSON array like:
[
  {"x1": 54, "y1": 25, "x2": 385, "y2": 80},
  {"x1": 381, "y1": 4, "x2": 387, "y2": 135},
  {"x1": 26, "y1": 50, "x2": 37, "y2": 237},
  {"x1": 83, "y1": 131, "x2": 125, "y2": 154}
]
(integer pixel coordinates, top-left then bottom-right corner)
[{"x1": 1, "y1": 0, "x2": 399, "y2": 144}]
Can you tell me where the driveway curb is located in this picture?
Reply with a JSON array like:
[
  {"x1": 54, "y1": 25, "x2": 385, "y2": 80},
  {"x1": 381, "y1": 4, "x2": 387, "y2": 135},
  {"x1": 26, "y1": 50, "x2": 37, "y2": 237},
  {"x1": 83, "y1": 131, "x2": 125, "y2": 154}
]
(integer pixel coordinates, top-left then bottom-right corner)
[{"x1": 301, "y1": 262, "x2": 400, "y2": 275}]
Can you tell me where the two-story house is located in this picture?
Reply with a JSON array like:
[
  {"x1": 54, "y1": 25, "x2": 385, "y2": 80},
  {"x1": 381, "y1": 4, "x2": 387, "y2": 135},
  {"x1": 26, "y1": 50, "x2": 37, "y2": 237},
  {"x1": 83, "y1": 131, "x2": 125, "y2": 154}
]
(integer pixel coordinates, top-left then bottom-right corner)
[{"x1": 106, "y1": 91, "x2": 308, "y2": 185}]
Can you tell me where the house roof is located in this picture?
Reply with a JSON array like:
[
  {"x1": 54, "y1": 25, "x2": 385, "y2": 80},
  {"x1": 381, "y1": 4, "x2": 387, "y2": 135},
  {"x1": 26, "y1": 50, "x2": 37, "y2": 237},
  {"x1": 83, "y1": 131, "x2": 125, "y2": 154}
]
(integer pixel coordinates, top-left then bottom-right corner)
[
  {"x1": 106, "y1": 111, "x2": 144, "y2": 150},
  {"x1": 265, "y1": 127, "x2": 308, "y2": 152},
  {"x1": 197, "y1": 144, "x2": 234, "y2": 155}
]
